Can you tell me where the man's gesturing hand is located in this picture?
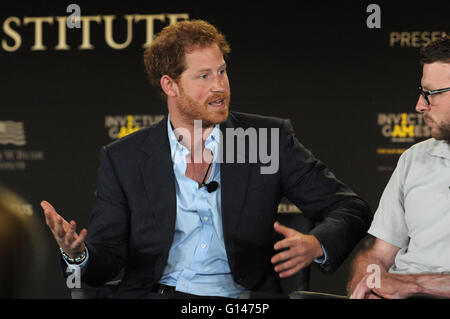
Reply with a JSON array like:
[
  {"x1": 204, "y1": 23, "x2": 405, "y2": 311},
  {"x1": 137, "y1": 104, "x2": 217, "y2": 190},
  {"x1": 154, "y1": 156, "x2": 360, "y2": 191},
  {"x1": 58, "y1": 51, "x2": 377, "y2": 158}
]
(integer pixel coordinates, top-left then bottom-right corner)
[
  {"x1": 271, "y1": 221, "x2": 324, "y2": 278},
  {"x1": 41, "y1": 200, "x2": 87, "y2": 258}
]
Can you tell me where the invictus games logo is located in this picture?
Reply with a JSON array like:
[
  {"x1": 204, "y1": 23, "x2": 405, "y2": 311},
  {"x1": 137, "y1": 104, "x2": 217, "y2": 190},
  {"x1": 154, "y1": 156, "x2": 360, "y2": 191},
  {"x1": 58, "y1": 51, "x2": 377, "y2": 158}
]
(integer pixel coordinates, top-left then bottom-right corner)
[
  {"x1": 105, "y1": 114, "x2": 165, "y2": 140},
  {"x1": 378, "y1": 112, "x2": 430, "y2": 142},
  {"x1": 376, "y1": 112, "x2": 430, "y2": 155}
]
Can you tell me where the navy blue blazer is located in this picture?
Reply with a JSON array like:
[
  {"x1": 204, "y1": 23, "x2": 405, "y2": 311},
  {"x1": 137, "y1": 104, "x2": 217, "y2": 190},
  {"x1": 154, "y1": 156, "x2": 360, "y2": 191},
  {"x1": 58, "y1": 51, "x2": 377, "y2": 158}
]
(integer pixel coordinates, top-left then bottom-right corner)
[{"x1": 79, "y1": 111, "x2": 372, "y2": 298}]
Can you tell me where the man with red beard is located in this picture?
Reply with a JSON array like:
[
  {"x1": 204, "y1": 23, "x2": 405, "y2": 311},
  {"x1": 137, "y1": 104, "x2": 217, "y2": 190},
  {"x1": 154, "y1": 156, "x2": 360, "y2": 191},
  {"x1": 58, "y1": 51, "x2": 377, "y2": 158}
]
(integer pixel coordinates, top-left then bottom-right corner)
[
  {"x1": 41, "y1": 20, "x2": 371, "y2": 298},
  {"x1": 348, "y1": 36, "x2": 450, "y2": 299}
]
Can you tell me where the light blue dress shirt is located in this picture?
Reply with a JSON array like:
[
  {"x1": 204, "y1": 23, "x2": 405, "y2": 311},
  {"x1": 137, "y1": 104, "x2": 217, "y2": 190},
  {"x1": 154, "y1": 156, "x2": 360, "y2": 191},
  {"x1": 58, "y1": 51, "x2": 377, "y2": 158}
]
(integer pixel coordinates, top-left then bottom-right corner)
[{"x1": 157, "y1": 116, "x2": 245, "y2": 298}]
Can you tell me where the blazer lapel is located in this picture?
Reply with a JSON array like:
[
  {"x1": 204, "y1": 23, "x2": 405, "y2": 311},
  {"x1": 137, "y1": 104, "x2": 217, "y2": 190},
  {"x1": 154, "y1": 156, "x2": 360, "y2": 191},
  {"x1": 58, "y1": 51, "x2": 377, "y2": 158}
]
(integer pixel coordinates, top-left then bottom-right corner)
[
  {"x1": 220, "y1": 114, "x2": 252, "y2": 236},
  {"x1": 139, "y1": 116, "x2": 177, "y2": 238},
  {"x1": 136, "y1": 113, "x2": 251, "y2": 241}
]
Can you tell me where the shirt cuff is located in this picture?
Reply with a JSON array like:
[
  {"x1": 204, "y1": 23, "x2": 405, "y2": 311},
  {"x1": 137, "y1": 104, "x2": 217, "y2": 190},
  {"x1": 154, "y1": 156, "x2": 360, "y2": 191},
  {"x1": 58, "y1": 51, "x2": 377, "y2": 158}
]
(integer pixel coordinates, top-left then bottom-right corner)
[
  {"x1": 63, "y1": 247, "x2": 89, "y2": 271},
  {"x1": 313, "y1": 244, "x2": 328, "y2": 265}
]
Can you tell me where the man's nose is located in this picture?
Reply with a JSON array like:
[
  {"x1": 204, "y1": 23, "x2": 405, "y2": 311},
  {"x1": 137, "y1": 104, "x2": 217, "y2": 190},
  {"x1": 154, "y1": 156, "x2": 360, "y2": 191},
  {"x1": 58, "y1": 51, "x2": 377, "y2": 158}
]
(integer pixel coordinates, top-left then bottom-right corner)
[
  {"x1": 415, "y1": 96, "x2": 430, "y2": 113},
  {"x1": 211, "y1": 75, "x2": 226, "y2": 92}
]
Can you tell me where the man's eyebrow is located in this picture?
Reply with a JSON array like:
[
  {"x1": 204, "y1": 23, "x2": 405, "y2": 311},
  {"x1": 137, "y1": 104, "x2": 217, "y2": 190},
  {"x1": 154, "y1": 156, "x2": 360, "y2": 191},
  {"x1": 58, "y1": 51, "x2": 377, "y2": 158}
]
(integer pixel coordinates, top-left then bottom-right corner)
[{"x1": 196, "y1": 63, "x2": 227, "y2": 73}]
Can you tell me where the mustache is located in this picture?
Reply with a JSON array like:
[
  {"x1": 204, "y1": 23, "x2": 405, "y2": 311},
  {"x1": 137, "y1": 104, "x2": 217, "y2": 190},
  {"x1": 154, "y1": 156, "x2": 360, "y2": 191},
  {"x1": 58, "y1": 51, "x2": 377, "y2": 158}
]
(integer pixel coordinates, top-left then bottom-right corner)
[{"x1": 206, "y1": 93, "x2": 229, "y2": 104}]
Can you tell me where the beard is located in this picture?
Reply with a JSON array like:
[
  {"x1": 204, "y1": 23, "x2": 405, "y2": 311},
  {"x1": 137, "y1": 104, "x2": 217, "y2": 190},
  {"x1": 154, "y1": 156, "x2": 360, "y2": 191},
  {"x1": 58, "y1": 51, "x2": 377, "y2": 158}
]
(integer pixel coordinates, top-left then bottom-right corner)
[
  {"x1": 435, "y1": 125, "x2": 450, "y2": 144},
  {"x1": 176, "y1": 85, "x2": 230, "y2": 128},
  {"x1": 424, "y1": 114, "x2": 450, "y2": 143}
]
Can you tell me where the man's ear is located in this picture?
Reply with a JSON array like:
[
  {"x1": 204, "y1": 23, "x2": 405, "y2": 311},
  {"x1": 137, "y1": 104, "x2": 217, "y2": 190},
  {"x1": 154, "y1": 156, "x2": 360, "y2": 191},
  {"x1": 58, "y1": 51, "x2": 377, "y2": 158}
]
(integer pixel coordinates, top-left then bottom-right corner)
[{"x1": 160, "y1": 75, "x2": 179, "y2": 97}]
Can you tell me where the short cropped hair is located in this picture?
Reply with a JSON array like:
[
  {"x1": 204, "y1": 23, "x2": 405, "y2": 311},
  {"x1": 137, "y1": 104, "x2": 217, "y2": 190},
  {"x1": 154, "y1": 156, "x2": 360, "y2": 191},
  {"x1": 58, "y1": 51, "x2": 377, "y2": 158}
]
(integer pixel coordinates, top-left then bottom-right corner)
[
  {"x1": 143, "y1": 20, "x2": 231, "y2": 100},
  {"x1": 420, "y1": 35, "x2": 450, "y2": 65}
]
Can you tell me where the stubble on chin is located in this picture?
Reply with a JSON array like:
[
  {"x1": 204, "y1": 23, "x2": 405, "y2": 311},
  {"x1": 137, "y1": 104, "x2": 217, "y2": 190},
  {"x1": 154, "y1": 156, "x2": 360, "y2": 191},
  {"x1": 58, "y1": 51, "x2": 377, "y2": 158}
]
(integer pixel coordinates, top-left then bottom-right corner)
[
  {"x1": 176, "y1": 95, "x2": 229, "y2": 127},
  {"x1": 424, "y1": 114, "x2": 450, "y2": 143},
  {"x1": 432, "y1": 125, "x2": 450, "y2": 144}
]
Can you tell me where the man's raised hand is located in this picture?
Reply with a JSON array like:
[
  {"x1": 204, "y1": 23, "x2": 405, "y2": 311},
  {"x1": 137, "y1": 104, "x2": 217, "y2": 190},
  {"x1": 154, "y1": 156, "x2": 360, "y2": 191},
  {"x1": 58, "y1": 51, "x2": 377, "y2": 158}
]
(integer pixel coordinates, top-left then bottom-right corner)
[{"x1": 41, "y1": 200, "x2": 87, "y2": 258}]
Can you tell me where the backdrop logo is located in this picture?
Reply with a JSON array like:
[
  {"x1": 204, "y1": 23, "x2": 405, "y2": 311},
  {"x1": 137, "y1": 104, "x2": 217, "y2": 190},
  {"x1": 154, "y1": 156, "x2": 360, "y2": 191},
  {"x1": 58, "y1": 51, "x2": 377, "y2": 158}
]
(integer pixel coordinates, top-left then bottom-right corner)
[
  {"x1": 105, "y1": 114, "x2": 164, "y2": 140},
  {"x1": 9, "y1": 203, "x2": 33, "y2": 216},
  {"x1": 0, "y1": 121, "x2": 45, "y2": 171},
  {"x1": 1, "y1": 12, "x2": 189, "y2": 52},
  {"x1": 378, "y1": 112, "x2": 430, "y2": 142},
  {"x1": 376, "y1": 112, "x2": 430, "y2": 157},
  {"x1": 389, "y1": 31, "x2": 448, "y2": 48},
  {"x1": 0, "y1": 120, "x2": 26, "y2": 146},
  {"x1": 277, "y1": 202, "x2": 301, "y2": 213}
]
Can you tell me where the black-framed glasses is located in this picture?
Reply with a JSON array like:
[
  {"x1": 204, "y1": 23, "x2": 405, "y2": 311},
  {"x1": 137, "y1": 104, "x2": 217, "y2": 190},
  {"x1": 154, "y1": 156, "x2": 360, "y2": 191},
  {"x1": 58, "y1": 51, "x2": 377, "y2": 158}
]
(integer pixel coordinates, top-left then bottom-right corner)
[{"x1": 418, "y1": 85, "x2": 450, "y2": 105}]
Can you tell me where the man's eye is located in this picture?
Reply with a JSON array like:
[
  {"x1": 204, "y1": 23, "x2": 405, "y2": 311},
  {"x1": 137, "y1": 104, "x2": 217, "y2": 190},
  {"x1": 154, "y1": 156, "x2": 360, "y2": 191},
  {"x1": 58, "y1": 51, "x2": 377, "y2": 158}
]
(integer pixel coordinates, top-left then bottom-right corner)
[{"x1": 200, "y1": 74, "x2": 208, "y2": 79}]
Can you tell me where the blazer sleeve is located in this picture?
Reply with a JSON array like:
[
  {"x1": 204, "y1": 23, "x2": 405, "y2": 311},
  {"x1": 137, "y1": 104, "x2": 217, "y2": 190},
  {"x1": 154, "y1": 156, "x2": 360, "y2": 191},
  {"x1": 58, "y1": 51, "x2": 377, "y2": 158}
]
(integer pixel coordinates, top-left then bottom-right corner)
[
  {"x1": 279, "y1": 119, "x2": 372, "y2": 273},
  {"x1": 81, "y1": 145, "x2": 130, "y2": 286}
]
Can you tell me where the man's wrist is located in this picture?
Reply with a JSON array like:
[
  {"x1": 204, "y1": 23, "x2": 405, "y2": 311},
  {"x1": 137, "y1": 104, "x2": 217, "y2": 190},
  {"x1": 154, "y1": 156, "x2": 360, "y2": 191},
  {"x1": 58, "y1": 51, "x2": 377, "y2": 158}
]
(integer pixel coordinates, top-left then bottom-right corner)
[
  {"x1": 314, "y1": 245, "x2": 327, "y2": 265},
  {"x1": 309, "y1": 235, "x2": 326, "y2": 263},
  {"x1": 60, "y1": 247, "x2": 87, "y2": 264}
]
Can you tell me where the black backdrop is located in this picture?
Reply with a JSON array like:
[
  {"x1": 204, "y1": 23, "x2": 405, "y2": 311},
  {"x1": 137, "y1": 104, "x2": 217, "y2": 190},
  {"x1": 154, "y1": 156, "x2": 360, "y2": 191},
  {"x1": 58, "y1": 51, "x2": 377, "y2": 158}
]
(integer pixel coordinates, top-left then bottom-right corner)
[{"x1": 1, "y1": 0, "x2": 449, "y2": 298}]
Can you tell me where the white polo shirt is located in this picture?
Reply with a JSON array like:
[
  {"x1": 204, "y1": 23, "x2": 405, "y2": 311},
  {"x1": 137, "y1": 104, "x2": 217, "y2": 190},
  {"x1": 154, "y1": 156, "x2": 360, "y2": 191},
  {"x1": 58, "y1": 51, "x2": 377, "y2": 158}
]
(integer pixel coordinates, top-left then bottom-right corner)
[{"x1": 369, "y1": 138, "x2": 450, "y2": 274}]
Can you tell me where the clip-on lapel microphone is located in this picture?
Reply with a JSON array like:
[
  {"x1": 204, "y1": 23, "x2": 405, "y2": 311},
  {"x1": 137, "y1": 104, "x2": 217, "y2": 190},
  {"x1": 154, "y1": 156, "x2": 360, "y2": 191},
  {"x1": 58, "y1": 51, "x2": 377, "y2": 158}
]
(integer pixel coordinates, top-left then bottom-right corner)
[{"x1": 201, "y1": 162, "x2": 218, "y2": 193}]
